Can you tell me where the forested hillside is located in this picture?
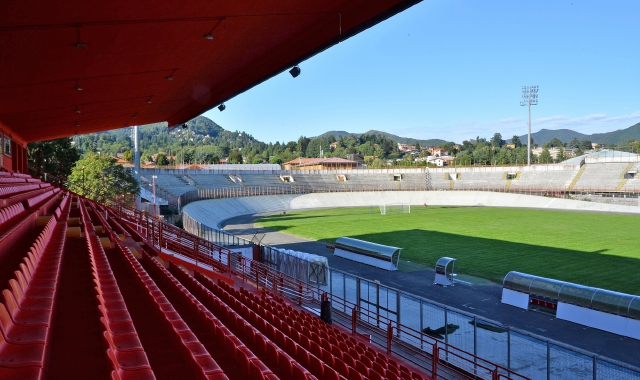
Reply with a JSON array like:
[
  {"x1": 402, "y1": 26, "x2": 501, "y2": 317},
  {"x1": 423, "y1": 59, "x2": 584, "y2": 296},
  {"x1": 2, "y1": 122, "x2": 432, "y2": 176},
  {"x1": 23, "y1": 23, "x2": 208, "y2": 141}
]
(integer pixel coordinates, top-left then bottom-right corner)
[{"x1": 71, "y1": 116, "x2": 424, "y2": 166}]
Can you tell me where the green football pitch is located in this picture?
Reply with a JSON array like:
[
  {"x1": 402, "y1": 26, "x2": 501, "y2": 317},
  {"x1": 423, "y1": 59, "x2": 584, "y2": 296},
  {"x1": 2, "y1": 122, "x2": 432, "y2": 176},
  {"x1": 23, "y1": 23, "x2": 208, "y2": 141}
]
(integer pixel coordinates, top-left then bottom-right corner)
[{"x1": 255, "y1": 206, "x2": 640, "y2": 295}]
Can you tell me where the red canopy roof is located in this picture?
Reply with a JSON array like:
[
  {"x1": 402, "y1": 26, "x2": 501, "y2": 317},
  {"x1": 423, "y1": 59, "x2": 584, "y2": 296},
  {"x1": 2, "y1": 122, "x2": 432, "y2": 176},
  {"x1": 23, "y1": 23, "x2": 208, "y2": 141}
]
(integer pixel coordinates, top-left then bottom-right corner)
[{"x1": 0, "y1": 0, "x2": 420, "y2": 143}]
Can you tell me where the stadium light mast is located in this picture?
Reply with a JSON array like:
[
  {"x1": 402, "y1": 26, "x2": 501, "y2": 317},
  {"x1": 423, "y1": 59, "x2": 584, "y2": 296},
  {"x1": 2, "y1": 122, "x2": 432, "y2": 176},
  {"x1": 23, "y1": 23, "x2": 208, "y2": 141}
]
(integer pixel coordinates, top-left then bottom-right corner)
[{"x1": 520, "y1": 85, "x2": 539, "y2": 166}]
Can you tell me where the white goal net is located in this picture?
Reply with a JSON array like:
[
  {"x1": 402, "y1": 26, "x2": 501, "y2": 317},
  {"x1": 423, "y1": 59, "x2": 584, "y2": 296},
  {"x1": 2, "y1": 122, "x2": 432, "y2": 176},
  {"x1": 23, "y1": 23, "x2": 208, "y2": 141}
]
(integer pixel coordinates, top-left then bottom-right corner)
[{"x1": 378, "y1": 204, "x2": 411, "y2": 215}]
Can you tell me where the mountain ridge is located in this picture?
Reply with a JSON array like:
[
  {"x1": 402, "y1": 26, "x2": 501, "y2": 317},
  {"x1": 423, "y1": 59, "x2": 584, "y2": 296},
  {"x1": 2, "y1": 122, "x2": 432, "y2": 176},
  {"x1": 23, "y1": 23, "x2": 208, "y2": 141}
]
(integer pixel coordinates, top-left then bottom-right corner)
[
  {"x1": 516, "y1": 122, "x2": 640, "y2": 146},
  {"x1": 316, "y1": 121, "x2": 640, "y2": 147}
]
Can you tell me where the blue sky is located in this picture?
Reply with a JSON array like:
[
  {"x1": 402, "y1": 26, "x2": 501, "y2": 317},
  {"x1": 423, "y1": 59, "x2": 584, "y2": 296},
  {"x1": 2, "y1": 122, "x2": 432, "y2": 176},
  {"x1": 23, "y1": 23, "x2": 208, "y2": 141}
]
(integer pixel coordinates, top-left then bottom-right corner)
[{"x1": 202, "y1": 0, "x2": 640, "y2": 144}]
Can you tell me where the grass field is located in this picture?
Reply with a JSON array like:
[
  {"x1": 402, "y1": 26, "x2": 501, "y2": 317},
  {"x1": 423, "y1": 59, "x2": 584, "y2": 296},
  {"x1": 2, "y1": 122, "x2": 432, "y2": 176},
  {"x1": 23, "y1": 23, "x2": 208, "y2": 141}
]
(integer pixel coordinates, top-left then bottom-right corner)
[{"x1": 255, "y1": 206, "x2": 640, "y2": 295}]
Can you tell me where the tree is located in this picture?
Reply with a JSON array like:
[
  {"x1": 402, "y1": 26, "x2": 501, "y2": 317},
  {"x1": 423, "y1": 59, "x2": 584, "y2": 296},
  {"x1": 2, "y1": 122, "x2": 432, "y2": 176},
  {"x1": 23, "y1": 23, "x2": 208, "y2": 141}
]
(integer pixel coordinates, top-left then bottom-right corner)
[
  {"x1": 228, "y1": 151, "x2": 243, "y2": 164},
  {"x1": 356, "y1": 141, "x2": 375, "y2": 156},
  {"x1": 556, "y1": 146, "x2": 566, "y2": 163},
  {"x1": 155, "y1": 152, "x2": 169, "y2": 166},
  {"x1": 122, "y1": 150, "x2": 133, "y2": 162},
  {"x1": 27, "y1": 138, "x2": 80, "y2": 182},
  {"x1": 193, "y1": 146, "x2": 219, "y2": 164},
  {"x1": 511, "y1": 135, "x2": 522, "y2": 148},
  {"x1": 269, "y1": 155, "x2": 283, "y2": 165},
  {"x1": 297, "y1": 136, "x2": 311, "y2": 155},
  {"x1": 579, "y1": 140, "x2": 593, "y2": 151},
  {"x1": 548, "y1": 138, "x2": 563, "y2": 148},
  {"x1": 491, "y1": 133, "x2": 504, "y2": 148},
  {"x1": 568, "y1": 138, "x2": 580, "y2": 149},
  {"x1": 441, "y1": 141, "x2": 456, "y2": 155},
  {"x1": 67, "y1": 152, "x2": 139, "y2": 202},
  {"x1": 414, "y1": 141, "x2": 421, "y2": 150},
  {"x1": 539, "y1": 147, "x2": 552, "y2": 164}
]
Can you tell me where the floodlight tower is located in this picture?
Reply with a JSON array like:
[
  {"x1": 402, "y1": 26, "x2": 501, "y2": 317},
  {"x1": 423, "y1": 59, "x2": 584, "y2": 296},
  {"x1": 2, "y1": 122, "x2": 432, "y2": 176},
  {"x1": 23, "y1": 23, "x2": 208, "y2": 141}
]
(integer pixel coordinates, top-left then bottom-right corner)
[{"x1": 520, "y1": 85, "x2": 539, "y2": 166}]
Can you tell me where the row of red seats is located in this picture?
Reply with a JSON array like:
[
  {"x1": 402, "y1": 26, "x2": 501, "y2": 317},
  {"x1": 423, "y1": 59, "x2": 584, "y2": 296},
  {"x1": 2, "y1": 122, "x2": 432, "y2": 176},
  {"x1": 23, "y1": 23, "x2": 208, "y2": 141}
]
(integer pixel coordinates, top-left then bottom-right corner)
[
  {"x1": 0, "y1": 187, "x2": 65, "y2": 255},
  {"x1": 27, "y1": 188, "x2": 61, "y2": 216},
  {"x1": 0, "y1": 202, "x2": 25, "y2": 227},
  {"x1": 141, "y1": 254, "x2": 252, "y2": 379},
  {"x1": 250, "y1": 288, "x2": 404, "y2": 378},
  {"x1": 190, "y1": 269, "x2": 358, "y2": 380},
  {"x1": 167, "y1": 262, "x2": 311, "y2": 380},
  {"x1": 0, "y1": 203, "x2": 36, "y2": 254},
  {"x1": 0, "y1": 177, "x2": 32, "y2": 184},
  {"x1": 54, "y1": 193, "x2": 70, "y2": 222},
  {"x1": 173, "y1": 265, "x2": 328, "y2": 380},
  {"x1": 0, "y1": 211, "x2": 67, "y2": 380},
  {"x1": 12, "y1": 173, "x2": 35, "y2": 179},
  {"x1": 106, "y1": 225, "x2": 223, "y2": 380},
  {"x1": 0, "y1": 184, "x2": 45, "y2": 207},
  {"x1": 80, "y1": 200, "x2": 155, "y2": 380},
  {"x1": 212, "y1": 277, "x2": 426, "y2": 380}
]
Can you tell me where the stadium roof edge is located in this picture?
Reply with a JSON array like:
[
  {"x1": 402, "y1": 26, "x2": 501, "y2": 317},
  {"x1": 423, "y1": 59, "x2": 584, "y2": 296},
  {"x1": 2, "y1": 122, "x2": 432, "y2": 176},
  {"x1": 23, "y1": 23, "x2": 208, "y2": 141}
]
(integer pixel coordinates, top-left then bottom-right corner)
[{"x1": 0, "y1": 0, "x2": 423, "y2": 145}]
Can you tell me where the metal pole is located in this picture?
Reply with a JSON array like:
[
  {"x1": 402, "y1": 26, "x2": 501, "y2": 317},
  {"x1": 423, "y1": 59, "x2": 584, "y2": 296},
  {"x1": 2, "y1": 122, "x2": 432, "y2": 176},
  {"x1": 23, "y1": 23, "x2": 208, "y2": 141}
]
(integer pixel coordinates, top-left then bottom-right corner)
[
  {"x1": 547, "y1": 341, "x2": 551, "y2": 380},
  {"x1": 152, "y1": 175, "x2": 158, "y2": 218},
  {"x1": 528, "y1": 101, "x2": 531, "y2": 166},
  {"x1": 444, "y1": 308, "x2": 448, "y2": 346},
  {"x1": 473, "y1": 316, "x2": 478, "y2": 361},
  {"x1": 133, "y1": 125, "x2": 141, "y2": 209},
  {"x1": 507, "y1": 327, "x2": 511, "y2": 370}
]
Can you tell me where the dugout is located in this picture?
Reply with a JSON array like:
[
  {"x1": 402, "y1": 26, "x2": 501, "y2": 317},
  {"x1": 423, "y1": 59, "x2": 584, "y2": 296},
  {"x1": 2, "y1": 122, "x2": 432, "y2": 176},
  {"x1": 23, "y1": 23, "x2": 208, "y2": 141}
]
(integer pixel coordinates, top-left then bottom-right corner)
[
  {"x1": 434, "y1": 257, "x2": 456, "y2": 286},
  {"x1": 334, "y1": 237, "x2": 401, "y2": 271},
  {"x1": 502, "y1": 271, "x2": 640, "y2": 339}
]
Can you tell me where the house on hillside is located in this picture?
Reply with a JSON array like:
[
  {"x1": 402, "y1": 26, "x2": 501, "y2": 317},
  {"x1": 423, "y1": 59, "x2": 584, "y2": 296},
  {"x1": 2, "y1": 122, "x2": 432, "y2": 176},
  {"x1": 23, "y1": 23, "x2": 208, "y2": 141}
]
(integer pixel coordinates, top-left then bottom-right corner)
[
  {"x1": 427, "y1": 147, "x2": 448, "y2": 156},
  {"x1": 427, "y1": 155, "x2": 454, "y2": 167},
  {"x1": 397, "y1": 143, "x2": 416, "y2": 152}
]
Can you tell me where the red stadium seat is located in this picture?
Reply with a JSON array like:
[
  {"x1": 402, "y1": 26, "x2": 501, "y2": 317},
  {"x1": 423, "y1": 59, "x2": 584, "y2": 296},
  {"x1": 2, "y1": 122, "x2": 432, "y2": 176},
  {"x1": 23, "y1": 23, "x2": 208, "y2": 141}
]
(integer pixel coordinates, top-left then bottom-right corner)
[
  {"x1": 334, "y1": 358, "x2": 349, "y2": 378},
  {"x1": 2, "y1": 290, "x2": 50, "y2": 326},
  {"x1": 0, "y1": 330, "x2": 46, "y2": 367},
  {"x1": 0, "y1": 304, "x2": 47, "y2": 345},
  {"x1": 309, "y1": 354, "x2": 324, "y2": 379}
]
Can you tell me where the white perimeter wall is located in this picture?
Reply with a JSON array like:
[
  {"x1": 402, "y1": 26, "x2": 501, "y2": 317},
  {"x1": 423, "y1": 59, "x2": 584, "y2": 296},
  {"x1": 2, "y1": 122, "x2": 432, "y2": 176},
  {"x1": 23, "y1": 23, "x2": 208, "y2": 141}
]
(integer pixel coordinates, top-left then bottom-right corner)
[{"x1": 183, "y1": 191, "x2": 640, "y2": 230}]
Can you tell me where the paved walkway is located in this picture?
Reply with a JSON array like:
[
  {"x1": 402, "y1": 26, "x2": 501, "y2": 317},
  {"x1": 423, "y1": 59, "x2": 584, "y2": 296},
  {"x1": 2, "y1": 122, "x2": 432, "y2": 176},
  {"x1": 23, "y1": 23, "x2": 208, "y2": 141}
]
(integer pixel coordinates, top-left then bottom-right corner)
[{"x1": 222, "y1": 212, "x2": 640, "y2": 368}]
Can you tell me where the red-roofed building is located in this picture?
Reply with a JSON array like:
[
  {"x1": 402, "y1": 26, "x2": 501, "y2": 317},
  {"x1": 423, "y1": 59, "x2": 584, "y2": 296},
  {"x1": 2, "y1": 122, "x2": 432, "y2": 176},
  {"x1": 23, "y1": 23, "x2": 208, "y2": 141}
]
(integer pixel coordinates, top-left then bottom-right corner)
[{"x1": 284, "y1": 157, "x2": 358, "y2": 170}]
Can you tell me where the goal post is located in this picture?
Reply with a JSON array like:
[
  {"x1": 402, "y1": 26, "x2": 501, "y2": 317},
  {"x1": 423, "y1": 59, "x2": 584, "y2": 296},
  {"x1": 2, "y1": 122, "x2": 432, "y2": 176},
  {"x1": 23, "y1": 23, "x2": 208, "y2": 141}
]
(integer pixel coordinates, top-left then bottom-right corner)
[{"x1": 377, "y1": 204, "x2": 411, "y2": 215}]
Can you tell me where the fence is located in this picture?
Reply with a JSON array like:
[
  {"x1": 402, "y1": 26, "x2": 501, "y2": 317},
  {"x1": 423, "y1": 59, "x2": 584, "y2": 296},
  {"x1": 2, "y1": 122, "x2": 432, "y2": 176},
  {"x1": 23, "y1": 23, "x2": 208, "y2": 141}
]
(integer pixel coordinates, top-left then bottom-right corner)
[
  {"x1": 328, "y1": 269, "x2": 640, "y2": 380},
  {"x1": 182, "y1": 211, "x2": 251, "y2": 246},
  {"x1": 183, "y1": 211, "x2": 329, "y2": 285}
]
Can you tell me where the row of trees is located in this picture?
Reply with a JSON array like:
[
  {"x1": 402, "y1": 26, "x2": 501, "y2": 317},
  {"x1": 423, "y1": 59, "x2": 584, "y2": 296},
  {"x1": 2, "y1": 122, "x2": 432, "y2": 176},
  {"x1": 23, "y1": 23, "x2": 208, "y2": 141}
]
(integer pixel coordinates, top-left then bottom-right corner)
[{"x1": 445, "y1": 133, "x2": 598, "y2": 166}]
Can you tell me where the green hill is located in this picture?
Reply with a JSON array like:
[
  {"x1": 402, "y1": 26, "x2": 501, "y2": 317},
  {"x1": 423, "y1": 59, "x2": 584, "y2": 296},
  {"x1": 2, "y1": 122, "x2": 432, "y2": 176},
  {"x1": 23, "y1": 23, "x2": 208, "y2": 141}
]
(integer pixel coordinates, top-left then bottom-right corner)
[{"x1": 517, "y1": 122, "x2": 640, "y2": 146}]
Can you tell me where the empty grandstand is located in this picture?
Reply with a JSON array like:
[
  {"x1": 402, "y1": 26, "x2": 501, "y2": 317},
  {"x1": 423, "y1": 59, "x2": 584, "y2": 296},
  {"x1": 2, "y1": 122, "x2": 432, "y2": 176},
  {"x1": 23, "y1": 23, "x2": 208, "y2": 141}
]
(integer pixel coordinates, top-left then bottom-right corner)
[
  {"x1": 0, "y1": 171, "x2": 534, "y2": 380},
  {"x1": 2, "y1": 0, "x2": 639, "y2": 378}
]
